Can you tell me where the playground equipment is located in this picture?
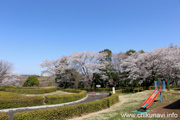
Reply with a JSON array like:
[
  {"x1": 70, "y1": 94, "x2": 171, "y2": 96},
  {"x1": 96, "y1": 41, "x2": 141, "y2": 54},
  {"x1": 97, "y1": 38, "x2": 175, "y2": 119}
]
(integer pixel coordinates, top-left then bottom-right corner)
[{"x1": 133, "y1": 79, "x2": 167, "y2": 113}]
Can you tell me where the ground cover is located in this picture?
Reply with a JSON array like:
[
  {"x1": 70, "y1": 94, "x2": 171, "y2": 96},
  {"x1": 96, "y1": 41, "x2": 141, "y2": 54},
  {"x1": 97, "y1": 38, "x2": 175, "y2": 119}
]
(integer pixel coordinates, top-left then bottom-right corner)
[
  {"x1": 70, "y1": 90, "x2": 179, "y2": 120},
  {"x1": 0, "y1": 91, "x2": 43, "y2": 109}
]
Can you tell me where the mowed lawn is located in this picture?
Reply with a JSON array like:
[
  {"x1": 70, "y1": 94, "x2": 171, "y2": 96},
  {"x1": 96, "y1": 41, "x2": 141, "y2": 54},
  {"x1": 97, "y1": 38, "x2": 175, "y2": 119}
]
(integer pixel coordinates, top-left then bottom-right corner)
[{"x1": 71, "y1": 90, "x2": 179, "y2": 120}]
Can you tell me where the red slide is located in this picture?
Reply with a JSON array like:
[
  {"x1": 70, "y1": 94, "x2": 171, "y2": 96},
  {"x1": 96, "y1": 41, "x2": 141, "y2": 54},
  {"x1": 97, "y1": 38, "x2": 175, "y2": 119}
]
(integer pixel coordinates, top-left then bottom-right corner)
[
  {"x1": 141, "y1": 88, "x2": 157, "y2": 107},
  {"x1": 146, "y1": 89, "x2": 161, "y2": 108},
  {"x1": 141, "y1": 88, "x2": 161, "y2": 109}
]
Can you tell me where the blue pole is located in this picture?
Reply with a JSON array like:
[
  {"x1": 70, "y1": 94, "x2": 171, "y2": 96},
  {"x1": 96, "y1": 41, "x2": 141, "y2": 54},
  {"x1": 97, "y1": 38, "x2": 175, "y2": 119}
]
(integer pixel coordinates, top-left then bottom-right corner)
[
  {"x1": 162, "y1": 81, "x2": 166, "y2": 91},
  {"x1": 155, "y1": 81, "x2": 157, "y2": 89},
  {"x1": 168, "y1": 76, "x2": 170, "y2": 92},
  {"x1": 160, "y1": 92, "x2": 162, "y2": 102}
]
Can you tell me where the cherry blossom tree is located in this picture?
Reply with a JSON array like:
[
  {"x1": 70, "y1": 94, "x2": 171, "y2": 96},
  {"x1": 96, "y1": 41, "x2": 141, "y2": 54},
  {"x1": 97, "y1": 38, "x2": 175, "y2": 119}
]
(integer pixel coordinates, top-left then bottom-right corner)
[
  {"x1": 0, "y1": 60, "x2": 13, "y2": 84},
  {"x1": 40, "y1": 56, "x2": 70, "y2": 76},
  {"x1": 1, "y1": 74, "x2": 20, "y2": 86},
  {"x1": 68, "y1": 51, "x2": 108, "y2": 88},
  {"x1": 122, "y1": 45, "x2": 180, "y2": 88},
  {"x1": 0, "y1": 60, "x2": 20, "y2": 86},
  {"x1": 40, "y1": 56, "x2": 72, "y2": 87},
  {"x1": 40, "y1": 52, "x2": 108, "y2": 88}
]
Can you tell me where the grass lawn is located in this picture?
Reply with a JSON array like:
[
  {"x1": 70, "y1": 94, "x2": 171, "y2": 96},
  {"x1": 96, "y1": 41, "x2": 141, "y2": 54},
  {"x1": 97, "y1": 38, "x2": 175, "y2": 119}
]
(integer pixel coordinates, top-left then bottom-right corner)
[{"x1": 71, "y1": 90, "x2": 179, "y2": 120}]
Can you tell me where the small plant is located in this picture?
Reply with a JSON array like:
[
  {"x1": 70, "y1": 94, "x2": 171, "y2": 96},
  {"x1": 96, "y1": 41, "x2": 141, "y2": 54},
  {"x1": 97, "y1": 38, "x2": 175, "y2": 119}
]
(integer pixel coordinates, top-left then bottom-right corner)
[{"x1": 23, "y1": 75, "x2": 40, "y2": 87}]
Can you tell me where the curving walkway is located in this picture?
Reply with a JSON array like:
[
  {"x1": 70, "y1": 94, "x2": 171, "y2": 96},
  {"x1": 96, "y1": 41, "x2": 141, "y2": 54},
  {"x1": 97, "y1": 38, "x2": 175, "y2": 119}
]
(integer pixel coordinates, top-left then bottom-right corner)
[{"x1": 2, "y1": 92, "x2": 109, "y2": 120}]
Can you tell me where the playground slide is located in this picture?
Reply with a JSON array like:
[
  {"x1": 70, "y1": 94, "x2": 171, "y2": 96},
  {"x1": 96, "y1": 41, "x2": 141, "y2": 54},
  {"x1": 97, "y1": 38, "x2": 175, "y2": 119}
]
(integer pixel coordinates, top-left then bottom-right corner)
[{"x1": 141, "y1": 88, "x2": 161, "y2": 109}]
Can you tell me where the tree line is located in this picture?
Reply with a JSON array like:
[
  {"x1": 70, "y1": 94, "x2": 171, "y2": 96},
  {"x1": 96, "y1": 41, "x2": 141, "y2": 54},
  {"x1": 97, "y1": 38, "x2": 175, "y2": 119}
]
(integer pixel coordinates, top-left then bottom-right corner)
[
  {"x1": 40, "y1": 45, "x2": 180, "y2": 89},
  {"x1": 0, "y1": 45, "x2": 179, "y2": 88}
]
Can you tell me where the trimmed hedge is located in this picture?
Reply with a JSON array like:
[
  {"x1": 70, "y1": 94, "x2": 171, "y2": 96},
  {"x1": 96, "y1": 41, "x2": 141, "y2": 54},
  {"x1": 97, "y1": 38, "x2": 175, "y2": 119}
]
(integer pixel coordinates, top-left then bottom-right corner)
[
  {"x1": 4, "y1": 86, "x2": 57, "y2": 94},
  {"x1": 170, "y1": 86, "x2": 180, "y2": 89},
  {"x1": 0, "y1": 86, "x2": 16, "y2": 91},
  {"x1": 0, "y1": 91, "x2": 44, "y2": 109},
  {"x1": 45, "y1": 90, "x2": 87, "y2": 104},
  {"x1": 60, "y1": 89, "x2": 83, "y2": 93},
  {"x1": 0, "y1": 112, "x2": 9, "y2": 120},
  {"x1": 80, "y1": 88, "x2": 112, "y2": 92},
  {"x1": 149, "y1": 86, "x2": 155, "y2": 90},
  {"x1": 13, "y1": 92, "x2": 119, "y2": 120},
  {"x1": 133, "y1": 87, "x2": 144, "y2": 92}
]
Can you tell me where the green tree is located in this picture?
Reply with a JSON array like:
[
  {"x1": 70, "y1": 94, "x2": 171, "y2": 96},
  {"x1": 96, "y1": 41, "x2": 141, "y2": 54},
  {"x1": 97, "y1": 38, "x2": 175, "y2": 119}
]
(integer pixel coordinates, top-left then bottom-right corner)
[
  {"x1": 125, "y1": 49, "x2": 136, "y2": 56},
  {"x1": 138, "y1": 50, "x2": 145, "y2": 53},
  {"x1": 99, "y1": 49, "x2": 112, "y2": 62},
  {"x1": 23, "y1": 75, "x2": 40, "y2": 87}
]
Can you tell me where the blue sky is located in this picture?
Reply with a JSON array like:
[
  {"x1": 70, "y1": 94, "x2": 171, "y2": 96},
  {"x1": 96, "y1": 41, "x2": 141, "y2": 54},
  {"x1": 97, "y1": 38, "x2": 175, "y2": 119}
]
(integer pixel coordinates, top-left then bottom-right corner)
[{"x1": 0, "y1": 0, "x2": 180, "y2": 74}]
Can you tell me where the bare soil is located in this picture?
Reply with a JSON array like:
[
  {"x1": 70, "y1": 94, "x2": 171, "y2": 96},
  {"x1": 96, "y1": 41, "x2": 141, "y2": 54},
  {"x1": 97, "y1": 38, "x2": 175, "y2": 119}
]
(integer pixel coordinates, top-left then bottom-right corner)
[{"x1": 149, "y1": 98, "x2": 180, "y2": 120}]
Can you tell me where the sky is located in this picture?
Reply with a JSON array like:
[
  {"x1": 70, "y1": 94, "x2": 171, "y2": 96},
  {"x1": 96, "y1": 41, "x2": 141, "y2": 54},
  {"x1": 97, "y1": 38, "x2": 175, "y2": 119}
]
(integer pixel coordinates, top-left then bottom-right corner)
[{"x1": 0, "y1": 0, "x2": 180, "y2": 75}]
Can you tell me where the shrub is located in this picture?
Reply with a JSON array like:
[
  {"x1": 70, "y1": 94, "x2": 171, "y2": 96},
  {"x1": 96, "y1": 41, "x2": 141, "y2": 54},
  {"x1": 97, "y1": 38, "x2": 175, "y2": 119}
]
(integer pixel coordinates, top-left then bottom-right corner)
[
  {"x1": 0, "y1": 86, "x2": 16, "y2": 91},
  {"x1": 45, "y1": 90, "x2": 87, "y2": 104},
  {"x1": 23, "y1": 75, "x2": 39, "y2": 87},
  {"x1": 133, "y1": 87, "x2": 144, "y2": 92},
  {"x1": 115, "y1": 89, "x2": 123, "y2": 94},
  {"x1": 5, "y1": 86, "x2": 57, "y2": 94},
  {"x1": 59, "y1": 89, "x2": 82, "y2": 93},
  {"x1": 0, "y1": 112, "x2": 9, "y2": 120},
  {"x1": 0, "y1": 91, "x2": 44, "y2": 109},
  {"x1": 80, "y1": 88, "x2": 112, "y2": 92},
  {"x1": 13, "y1": 92, "x2": 119, "y2": 120},
  {"x1": 149, "y1": 86, "x2": 155, "y2": 90}
]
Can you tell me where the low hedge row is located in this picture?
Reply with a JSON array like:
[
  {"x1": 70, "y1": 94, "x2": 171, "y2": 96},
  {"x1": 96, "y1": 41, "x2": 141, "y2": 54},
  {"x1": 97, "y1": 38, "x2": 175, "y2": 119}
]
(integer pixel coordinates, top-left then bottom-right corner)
[
  {"x1": 0, "y1": 86, "x2": 16, "y2": 91},
  {"x1": 59, "y1": 89, "x2": 83, "y2": 93},
  {"x1": 80, "y1": 88, "x2": 112, "y2": 92},
  {"x1": 59, "y1": 87, "x2": 134, "y2": 92},
  {"x1": 0, "y1": 112, "x2": 9, "y2": 120},
  {"x1": 81, "y1": 87, "x2": 132, "y2": 92},
  {"x1": 0, "y1": 89, "x2": 87, "y2": 109},
  {"x1": 4, "y1": 86, "x2": 57, "y2": 94},
  {"x1": 45, "y1": 90, "x2": 87, "y2": 104},
  {"x1": 149, "y1": 86, "x2": 155, "y2": 90},
  {"x1": 170, "y1": 86, "x2": 180, "y2": 89},
  {"x1": 0, "y1": 91, "x2": 44, "y2": 109},
  {"x1": 13, "y1": 92, "x2": 119, "y2": 120}
]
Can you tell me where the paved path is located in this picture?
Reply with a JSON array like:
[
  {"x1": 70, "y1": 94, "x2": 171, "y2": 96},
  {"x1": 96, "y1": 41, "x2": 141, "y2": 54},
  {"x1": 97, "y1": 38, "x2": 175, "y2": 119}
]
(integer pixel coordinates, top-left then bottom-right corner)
[{"x1": 5, "y1": 92, "x2": 109, "y2": 120}]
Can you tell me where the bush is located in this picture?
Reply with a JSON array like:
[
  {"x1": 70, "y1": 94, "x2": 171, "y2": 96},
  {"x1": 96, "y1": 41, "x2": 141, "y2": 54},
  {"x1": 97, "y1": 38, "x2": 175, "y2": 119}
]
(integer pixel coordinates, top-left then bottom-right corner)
[
  {"x1": 0, "y1": 86, "x2": 16, "y2": 91},
  {"x1": 23, "y1": 75, "x2": 39, "y2": 87},
  {"x1": 115, "y1": 89, "x2": 123, "y2": 94},
  {"x1": 0, "y1": 113, "x2": 9, "y2": 120},
  {"x1": 13, "y1": 92, "x2": 119, "y2": 120},
  {"x1": 59, "y1": 89, "x2": 82, "y2": 93},
  {"x1": 170, "y1": 86, "x2": 179, "y2": 89},
  {"x1": 80, "y1": 88, "x2": 112, "y2": 92},
  {"x1": 149, "y1": 86, "x2": 155, "y2": 90},
  {"x1": 133, "y1": 87, "x2": 144, "y2": 92},
  {"x1": 0, "y1": 91, "x2": 44, "y2": 109},
  {"x1": 5, "y1": 86, "x2": 57, "y2": 94},
  {"x1": 45, "y1": 90, "x2": 87, "y2": 104}
]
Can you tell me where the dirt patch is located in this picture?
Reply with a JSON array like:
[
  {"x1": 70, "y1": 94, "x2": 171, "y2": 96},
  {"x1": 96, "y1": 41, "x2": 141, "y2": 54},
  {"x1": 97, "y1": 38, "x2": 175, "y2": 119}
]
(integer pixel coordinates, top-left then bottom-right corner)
[{"x1": 149, "y1": 98, "x2": 180, "y2": 120}]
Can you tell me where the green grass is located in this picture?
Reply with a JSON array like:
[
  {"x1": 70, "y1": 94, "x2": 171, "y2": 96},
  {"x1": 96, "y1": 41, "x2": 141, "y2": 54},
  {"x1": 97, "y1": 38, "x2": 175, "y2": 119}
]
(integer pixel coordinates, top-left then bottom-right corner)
[{"x1": 83, "y1": 90, "x2": 178, "y2": 120}]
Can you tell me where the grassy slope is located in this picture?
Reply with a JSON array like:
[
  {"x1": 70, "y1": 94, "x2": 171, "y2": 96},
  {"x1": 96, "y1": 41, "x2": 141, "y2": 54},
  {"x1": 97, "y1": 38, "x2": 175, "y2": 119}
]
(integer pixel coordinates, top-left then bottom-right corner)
[{"x1": 75, "y1": 90, "x2": 179, "y2": 120}]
